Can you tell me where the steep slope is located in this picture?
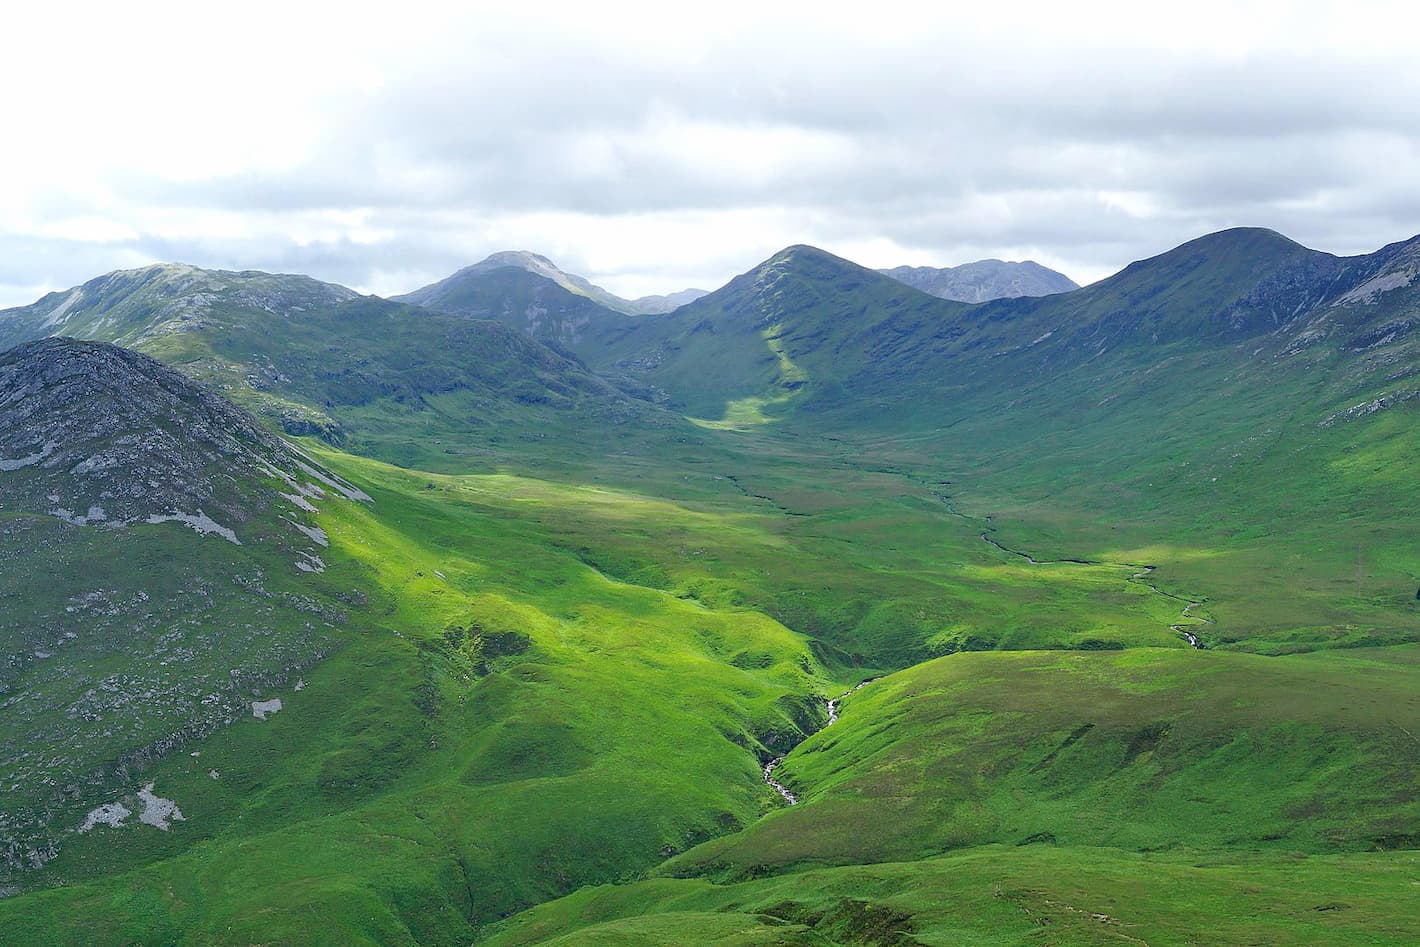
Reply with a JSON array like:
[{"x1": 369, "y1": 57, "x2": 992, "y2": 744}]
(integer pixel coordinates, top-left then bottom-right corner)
[
  {"x1": 585, "y1": 228, "x2": 1420, "y2": 428},
  {"x1": 581, "y1": 244, "x2": 956, "y2": 422},
  {"x1": 0, "y1": 339, "x2": 360, "y2": 881},
  {"x1": 0, "y1": 264, "x2": 680, "y2": 472},
  {"x1": 879, "y1": 257, "x2": 1078, "y2": 301}
]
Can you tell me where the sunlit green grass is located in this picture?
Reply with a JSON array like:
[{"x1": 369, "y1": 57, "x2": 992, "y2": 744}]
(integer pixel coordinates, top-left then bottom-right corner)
[{"x1": 662, "y1": 647, "x2": 1420, "y2": 880}]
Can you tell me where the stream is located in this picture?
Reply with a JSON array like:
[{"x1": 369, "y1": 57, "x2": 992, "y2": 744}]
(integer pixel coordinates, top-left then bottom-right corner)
[
  {"x1": 763, "y1": 679, "x2": 875, "y2": 805},
  {"x1": 761, "y1": 489, "x2": 1212, "y2": 805},
  {"x1": 930, "y1": 487, "x2": 1211, "y2": 649},
  {"x1": 969, "y1": 502, "x2": 1210, "y2": 650}
]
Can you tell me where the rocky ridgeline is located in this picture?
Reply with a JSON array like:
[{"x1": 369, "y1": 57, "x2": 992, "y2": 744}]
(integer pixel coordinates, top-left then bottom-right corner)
[
  {"x1": 0, "y1": 263, "x2": 359, "y2": 352},
  {"x1": 878, "y1": 259, "x2": 1079, "y2": 303}
]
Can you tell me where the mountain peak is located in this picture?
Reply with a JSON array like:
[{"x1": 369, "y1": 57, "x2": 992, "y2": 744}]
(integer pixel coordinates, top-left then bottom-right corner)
[
  {"x1": 467, "y1": 250, "x2": 565, "y2": 279},
  {"x1": 770, "y1": 244, "x2": 844, "y2": 266},
  {"x1": 878, "y1": 257, "x2": 1078, "y2": 303},
  {"x1": 401, "y1": 252, "x2": 707, "y2": 316},
  {"x1": 1168, "y1": 226, "x2": 1308, "y2": 258}
]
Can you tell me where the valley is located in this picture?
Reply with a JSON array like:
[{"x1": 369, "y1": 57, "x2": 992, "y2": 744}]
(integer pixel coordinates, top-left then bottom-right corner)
[{"x1": 0, "y1": 229, "x2": 1418, "y2": 945}]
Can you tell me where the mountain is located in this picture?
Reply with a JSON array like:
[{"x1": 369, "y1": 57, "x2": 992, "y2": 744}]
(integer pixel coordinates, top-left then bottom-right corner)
[
  {"x1": 393, "y1": 258, "x2": 636, "y2": 356},
  {"x1": 0, "y1": 264, "x2": 357, "y2": 352},
  {"x1": 398, "y1": 250, "x2": 707, "y2": 317},
  {"x1": 0, "y1": 338, "x2": 361, "y2": 879},
  {"x1": 5, "y1": 228, "x2": 1420, "y2": 944},
  {"x1": 878, "y1": 257, "x2": 1078, "y2": 301},
  {"x1": 623, "y1": 286, "x2": 709, "y2": 314},
  {"x1": 0, "y1": 263, "x2": 679, "y2": 472},
  {"x1": 586, "y1": 228, "x2": 1420, "y2": 425}
]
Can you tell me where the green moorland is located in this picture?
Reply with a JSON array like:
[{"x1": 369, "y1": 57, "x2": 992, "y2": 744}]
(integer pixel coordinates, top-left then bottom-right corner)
[
  {"x1": 0, "y1": 438, "x2": 1211, "y2": 944},
  {"x1": 2, "y1": 230, "x2": 1420, "y2": 944},
  {"x1": 482, "y1": 848, "x2": 1420, "y2": 946},
  {"x1": 5, "y1": 422, "x2": 1420, "y2": 943}
]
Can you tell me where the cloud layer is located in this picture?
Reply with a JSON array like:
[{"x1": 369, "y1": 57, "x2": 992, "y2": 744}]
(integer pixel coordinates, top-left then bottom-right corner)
[{"x1": 2, "y1": 0, "x2": 1417, "y2": 305}]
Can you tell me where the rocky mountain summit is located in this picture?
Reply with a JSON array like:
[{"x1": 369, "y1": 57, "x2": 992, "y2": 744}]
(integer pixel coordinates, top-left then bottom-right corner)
[
  {"x1": 0, "y1": 338, "x2": 362, "y2": 539},
  {"x1": 878, "y1": 258, "x2": 1078, "y2": 302}
]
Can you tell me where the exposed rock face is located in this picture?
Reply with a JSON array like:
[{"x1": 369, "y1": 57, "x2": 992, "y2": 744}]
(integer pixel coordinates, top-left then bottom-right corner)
[
  {"x1": 0, "y1": 338, "x2": 325, "y2": 535},
  {"x1": 0, "y1": 339, "x2": 363, "y2": 882},
  {"x1": 878, "y1": 259, "x2": 1079, "y2": 302}
]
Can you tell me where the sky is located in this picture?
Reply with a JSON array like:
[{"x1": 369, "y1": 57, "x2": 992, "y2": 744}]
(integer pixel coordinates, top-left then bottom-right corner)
[{"x1": 1, "y1": 0, "x2": 1417, "y2": 307}]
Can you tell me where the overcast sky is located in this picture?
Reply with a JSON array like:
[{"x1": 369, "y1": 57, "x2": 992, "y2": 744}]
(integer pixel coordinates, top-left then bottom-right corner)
[{"x1": 1, "y1": 0, "x2": 1416, "y2": 307}]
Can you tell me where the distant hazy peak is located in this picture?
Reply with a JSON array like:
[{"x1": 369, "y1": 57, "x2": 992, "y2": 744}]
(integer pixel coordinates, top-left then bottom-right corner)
[
  {"x1": 401, "y1": 251, "x2": 707, "y2": 315},
  {"x1": 878, "y1": 258, "x2": 1079, "y2": 303}
]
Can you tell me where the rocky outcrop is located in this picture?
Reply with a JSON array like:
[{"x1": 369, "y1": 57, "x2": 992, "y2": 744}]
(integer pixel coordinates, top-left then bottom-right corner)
[{"x1": 0, "y1": 339, "x2": 365, "y2": 883}]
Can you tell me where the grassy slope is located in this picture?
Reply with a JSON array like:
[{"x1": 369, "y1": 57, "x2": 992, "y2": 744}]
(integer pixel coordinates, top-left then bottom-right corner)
[
  {"x1": 3, "y1": 235, "x2": 1420, "y2": 943},
  {"x1": 665, "y1": 647, "x2": 1420, "y2": 877},
  {"x1": 475, "y1": 646, "x2": 1420, "y2": 945},
  {"x1": 481, "y1": 848, "x2": 1420, "y2": 946},
  {"x1": 6, "y1": 431, "x2": 1419, "y2": 944},
  {"x1": 0, "y1": 432, "x2": 1230, "y2": 944},
  {"x1": 0, "y1": 454, "x2": 819, "y2": 943}
]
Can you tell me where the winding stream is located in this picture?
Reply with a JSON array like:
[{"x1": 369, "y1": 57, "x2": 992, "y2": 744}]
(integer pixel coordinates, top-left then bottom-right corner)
[
  {"x1": 761, "y1": 488, "x2": 1212, "y2": 804},
  {"x1": 971, "y1": 503, "x2": 1210, "y2": 650},
  {"x1": 1128, "y1": 566, "x2": 1213, "y2": 649},
  {"x1": 929, "y1": 487, "x2": 1212, "y2": 648},
  {"x1": 763, "y1": 679, "x2": 875, "y2": 805}
]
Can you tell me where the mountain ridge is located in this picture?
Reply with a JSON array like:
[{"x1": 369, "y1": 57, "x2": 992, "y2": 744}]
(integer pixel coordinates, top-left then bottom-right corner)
[{"x1": 0, "y1": 263, "x2": 678, "y2": 472}]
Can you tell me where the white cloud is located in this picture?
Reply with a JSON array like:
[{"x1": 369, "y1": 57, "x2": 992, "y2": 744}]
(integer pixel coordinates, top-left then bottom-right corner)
[{"x1": 1, "y1": 0, "x2": 1417, "y2": 305}]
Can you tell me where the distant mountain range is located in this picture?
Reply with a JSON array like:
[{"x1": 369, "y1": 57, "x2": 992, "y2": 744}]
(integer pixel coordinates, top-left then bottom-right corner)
[
  {"x1": 0, "y1": 261, "x2": 673, "y2": 471},
  {"x1": 578, "y1": 227, "x2": 1420, "y2": 427},
  {"x1": 391, "y1": 250, "x2": 1078, "y2": 364},
  {"x1": 877, "y1": 258, "x2": 1078, "y2": 301}
]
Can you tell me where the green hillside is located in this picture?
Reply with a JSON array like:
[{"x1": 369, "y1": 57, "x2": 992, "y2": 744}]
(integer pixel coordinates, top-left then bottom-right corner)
[
  {"x1": 0, "y1": 263, "x2": 682, "y2": 474},
  {"x1": 2, "y1": 227, "x2": 1420, "y2": 944}
]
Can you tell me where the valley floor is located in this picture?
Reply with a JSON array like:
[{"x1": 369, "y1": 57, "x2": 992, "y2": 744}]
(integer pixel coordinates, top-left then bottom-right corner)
[{"x1": 4, "y1": 420, "x2": 1419, "y2": 946}]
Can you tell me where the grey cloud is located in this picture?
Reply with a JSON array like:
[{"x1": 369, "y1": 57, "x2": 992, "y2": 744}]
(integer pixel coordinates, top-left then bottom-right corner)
[{"x1": 7, "y1": 17, "x2": 1420, "y2": 305}]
